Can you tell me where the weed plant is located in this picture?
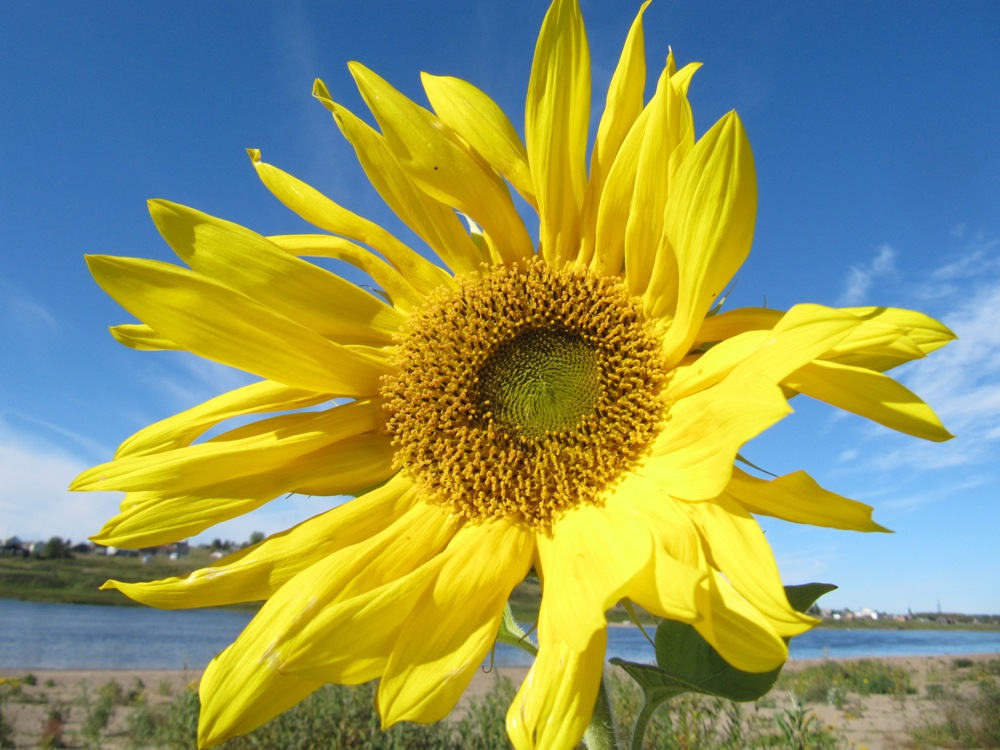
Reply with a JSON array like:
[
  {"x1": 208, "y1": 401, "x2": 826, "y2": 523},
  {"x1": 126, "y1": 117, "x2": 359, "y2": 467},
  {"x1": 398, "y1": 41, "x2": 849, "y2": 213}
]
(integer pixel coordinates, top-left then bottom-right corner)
[
  {"x1": 608, "y1": 672, "x2": 843, "y2": 750},
  {"x1": 911, "y1": 677, "x2": 1000, "y2": 748},
  {"x1": 776, "y1": 659, "x2": 914, "y2": 704}
]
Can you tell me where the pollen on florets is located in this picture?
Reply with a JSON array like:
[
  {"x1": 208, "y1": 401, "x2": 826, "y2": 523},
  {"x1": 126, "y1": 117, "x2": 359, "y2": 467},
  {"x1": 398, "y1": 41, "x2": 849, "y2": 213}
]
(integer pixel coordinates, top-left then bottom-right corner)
[{"x1": 381, "y1": 257, "x2": 667, "y2": 528}]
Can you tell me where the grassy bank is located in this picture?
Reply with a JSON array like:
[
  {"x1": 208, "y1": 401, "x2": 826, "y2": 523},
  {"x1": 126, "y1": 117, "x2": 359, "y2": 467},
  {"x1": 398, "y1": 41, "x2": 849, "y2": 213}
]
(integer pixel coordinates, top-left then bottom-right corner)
[{"x1": 0, "y1": 551, "x2": 220, "y2": 608}]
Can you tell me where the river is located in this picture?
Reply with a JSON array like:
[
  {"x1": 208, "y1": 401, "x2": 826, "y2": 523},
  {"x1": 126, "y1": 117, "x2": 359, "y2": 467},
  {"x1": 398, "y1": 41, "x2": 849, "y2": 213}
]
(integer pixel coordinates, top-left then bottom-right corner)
[{"x1": 1, "y1": 599, "x2": 998, "y2": 670}]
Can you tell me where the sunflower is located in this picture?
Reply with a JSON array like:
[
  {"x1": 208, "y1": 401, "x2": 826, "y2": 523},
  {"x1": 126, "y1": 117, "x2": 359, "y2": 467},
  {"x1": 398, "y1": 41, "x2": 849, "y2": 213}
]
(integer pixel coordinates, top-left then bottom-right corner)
[{"x1": 72, "y1": 1, "x2": 954, "y2": 748}]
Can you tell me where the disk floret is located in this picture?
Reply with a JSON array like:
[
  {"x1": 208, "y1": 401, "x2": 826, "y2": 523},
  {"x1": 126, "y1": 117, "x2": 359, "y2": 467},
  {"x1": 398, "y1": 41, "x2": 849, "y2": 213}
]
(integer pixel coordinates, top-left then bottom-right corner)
[{"x1": 382, "y1": 258, "x2": 667, "y2": 526}]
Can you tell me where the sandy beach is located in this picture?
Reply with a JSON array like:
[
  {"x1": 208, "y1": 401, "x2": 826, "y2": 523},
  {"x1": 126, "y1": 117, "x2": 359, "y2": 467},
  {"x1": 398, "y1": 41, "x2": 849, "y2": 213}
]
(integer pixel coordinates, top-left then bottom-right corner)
[{"x1": 2, "y1": 653, "x2": 997, "y2": 749}]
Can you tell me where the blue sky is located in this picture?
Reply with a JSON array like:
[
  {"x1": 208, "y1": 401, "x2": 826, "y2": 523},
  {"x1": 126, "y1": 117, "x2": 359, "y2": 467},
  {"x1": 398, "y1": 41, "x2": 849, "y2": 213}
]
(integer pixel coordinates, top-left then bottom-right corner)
[{"x1": 2, "y1": 2, "x2": 998, "y2": 615}]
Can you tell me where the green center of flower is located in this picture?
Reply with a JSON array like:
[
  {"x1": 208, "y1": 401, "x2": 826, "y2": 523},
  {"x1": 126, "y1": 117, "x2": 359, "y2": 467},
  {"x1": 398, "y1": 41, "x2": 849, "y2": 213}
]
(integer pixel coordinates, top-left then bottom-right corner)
[
  {"x1": 381, "y1": 257, "x2": 666, "y2": 528},
  {"x1": 477, "y1": 329, "x2": 600, "y2": 439}
]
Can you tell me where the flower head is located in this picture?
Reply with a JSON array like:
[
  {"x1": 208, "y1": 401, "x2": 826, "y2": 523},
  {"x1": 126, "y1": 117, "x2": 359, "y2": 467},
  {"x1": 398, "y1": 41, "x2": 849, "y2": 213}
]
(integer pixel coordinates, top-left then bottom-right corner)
[{"x1": 73, "y1": 1, "x2": 953, "y2": 747}]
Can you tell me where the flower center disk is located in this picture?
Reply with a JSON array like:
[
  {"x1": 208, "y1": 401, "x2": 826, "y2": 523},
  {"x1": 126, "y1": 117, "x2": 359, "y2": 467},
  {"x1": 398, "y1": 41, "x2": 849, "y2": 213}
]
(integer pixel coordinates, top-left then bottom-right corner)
[
  {"x1": 382, "y1": 258, "x2": 667, "y2": 527},
  {"x1": 477, "y1": 329, "x2": 600, "y2": 439}
]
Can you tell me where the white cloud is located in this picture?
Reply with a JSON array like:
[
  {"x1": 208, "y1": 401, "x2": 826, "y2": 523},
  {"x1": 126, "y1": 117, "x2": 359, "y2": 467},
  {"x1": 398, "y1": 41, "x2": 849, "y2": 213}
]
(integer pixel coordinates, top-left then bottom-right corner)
[
  {"x1": 860, "y1": 241, "x2": 1000, "y2": 473},
  {"x1": 0, "y1": 419, "x2": 121, "y2": 543},
  {"x1": 839, "y1": 244, "x2": 896, "y2": 305},
  {"x1": 0, "y1": 275, "x2": 59, "y2": 333}
]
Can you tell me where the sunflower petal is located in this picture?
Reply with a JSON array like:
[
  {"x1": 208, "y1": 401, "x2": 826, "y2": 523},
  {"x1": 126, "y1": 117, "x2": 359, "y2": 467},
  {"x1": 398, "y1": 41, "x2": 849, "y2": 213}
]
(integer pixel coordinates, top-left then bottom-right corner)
[
  {"x1": 727, "y1": 468, "x2": 890, "y2": 532},
  {"x1": 591, "y1": 108, "x2": 648, "y2": 276},
  {"x1": 579, "y1": 2, "x2": 648, "y2": 265},
  {"x1": 74, "y1": 400, "x2": 379, "y2": 493},
  {"x1": 349, "y1": 63, "x2": 532, "y2": 264},
  {"x1": 660, "y1": 111, "x2": 757, "y2": 365},
  {"x1": 108, "y1": 323, "x2": 179, "y2": 351},
  {"x1": 197, "y1": 502, "x2": 459, "y2": 746},
  {"x1": 148, "y1": 200, "x2": 404, "y2": 345},
  {"x1": 101, "y1": 476, "x2": 415, "y2": 608},
  {"x1": 248, "y1": 148, "x2": 449, "y2": 295},
  {"x1": 626, "y1": 62, "x2": 689, "y2": 297},
  {"x1": 526, "y1": 0, "x2": 590, "y2": 265},
  {"x1": 116, "y1": 379, "x2": 330, "y2": 458},
  {"x1": 379, "y1": 519, "x2": 533, "y2": 725},
  {"x1": 270, "y1": 504, "x2": 462, "y2": 684},
  {"x1": 422, "y1": 73, "x2": 536, "y2": 209},
  {"x1": 695, "y1": 307, "x2": 783, "y2": 345},
  {"x1": 268, "y1": 234, "x2": 425, "y2": 313},
  {"x1": 685, "y1": 496, "x2": 816, "y2": 637},
  {"x1": 694, "y1": 570, "x2": 788, "y2": 673},
  {"x1": 507, "y1": 621, "x2": 606, "y2": 750},
  {"x1": 86, "y1": 255, "x2": 387, "y2": 395},
  {"x1": 648, "y1": 374, "x2": 790, "y2": 500},
  {"x1": 610, "y1": 482, "x2": 707, "y2": 621},
  {"x1": 198, "y1": 657, "x2": 320, "y2": 749},
  {"x1": 93, "y1": 433, "x2": 394, "y2": 549},
  {"x1": 786, "y1": 360, "x2": 953, "y2": 441},
  {"x1": 536, "y1": 503, "x2": 652, "y2": 653},
  {"x1": 313, "y1": 86, "x2": 483, "y2": 275}
]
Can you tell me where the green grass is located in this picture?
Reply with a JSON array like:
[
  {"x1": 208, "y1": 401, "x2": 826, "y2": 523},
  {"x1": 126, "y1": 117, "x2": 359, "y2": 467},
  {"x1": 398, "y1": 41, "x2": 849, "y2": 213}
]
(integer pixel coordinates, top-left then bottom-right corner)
[
  {"x1": 909, "y1": 677, "x2": 1000, "y2": 748},
  {"x1": 775, "y1": 659, "x2": 915, "y2": 705},
  {"x1": 0, "y1": 550, "x2": 253, "y2": 608}
]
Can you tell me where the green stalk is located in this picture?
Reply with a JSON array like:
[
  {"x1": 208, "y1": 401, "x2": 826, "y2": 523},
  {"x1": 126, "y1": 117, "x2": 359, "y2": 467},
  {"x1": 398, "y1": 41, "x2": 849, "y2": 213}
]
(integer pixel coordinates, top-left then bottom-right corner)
[{"x1": 583, "y1": 676, "x2": 620, "y2": 750}]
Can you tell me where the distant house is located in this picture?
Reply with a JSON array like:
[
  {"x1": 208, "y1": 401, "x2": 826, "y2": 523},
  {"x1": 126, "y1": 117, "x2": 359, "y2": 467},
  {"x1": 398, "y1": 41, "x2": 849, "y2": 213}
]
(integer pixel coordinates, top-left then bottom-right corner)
[{"x1": 1, "y1": 536, "x2": 29, "y2": 557}]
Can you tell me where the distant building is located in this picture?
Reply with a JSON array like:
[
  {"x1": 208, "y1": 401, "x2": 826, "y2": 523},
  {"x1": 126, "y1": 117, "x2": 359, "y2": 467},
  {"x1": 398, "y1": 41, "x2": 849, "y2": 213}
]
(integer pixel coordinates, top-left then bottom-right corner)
[{"x1": 1, "y1": 536, "x2": 29, "y2": 557}]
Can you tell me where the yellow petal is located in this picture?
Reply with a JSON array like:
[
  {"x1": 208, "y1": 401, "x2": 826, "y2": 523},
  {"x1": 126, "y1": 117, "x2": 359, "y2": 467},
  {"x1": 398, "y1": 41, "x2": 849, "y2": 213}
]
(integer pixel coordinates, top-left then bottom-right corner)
[
  {"x1": 726, "y1": 468, "x2": 890, "y2": 532},
  {"x1": 348, "y1": 63, "x2": 533, "y2": 265},
  {"x1": 693, "y1": 570, "x2": 788, "y2": 673},
  {"x1": 108, "y1": 323, "x2": 179, "y2": 351},
  {"x1": 609, "y1": 482, "x2": 707, "y2": 621},
  {"x1": 313, "y1": 84, "x2": 483, "y2": 275},
  {"x1": 526, "y1": 0, "x2": 590, "y2": 265},
  {"x1": 536, "y1": 503, "x2": 652, "y2": 653},
  {"x1": 268, "y1": 233, "x2": 425, "y2": 313},
  {"x1": 506, "y1": 618, "x2": 606, "y2": 750},
  {"x1": 648, "y1": 374, "x2": 791, "y2": 500},
  {"x1": 590, "y1": 107, "x2": 648, "y2": 276},
  {"x1": 248, "y1": 148, "x2": 450, "y2": 296},
  {"x1": 579, "y1": 2, "x2": 648, "y2": 265},
  {"x1": 421, "y1": 73, "x2": 536, "y2": 209},
  {"x1": 199, "y1": 655, "x2": 320, "y2": 749},
  {"x1": 272, "y1": 503, "x2": 463, "y2": 684},
  {"x1": 685, "y1": 496, "x2": 816, "y2": 637},
  {"x1": 840, "y1": 306, "x2": 956, "y2": 361},
  {"x1": 670, "y1": 304, "x2": 863, "y2": 400},
  {"x1": 197, "y1": 502, "x2": 459, "y2": 746},
  {"x1": 626, "y1": 63, "x2": 688, "y2": 297},
  {"x1": 148, "y1": 200, "x2": 404, "y2": 345},
  {"x1": 86, "y1": 255, "x2": 387, "y2": 395},
  {"x1": 116, "y1": 379, "x2": 330, "y2": 459},
  {"x1": 660, "y1": 111, "x2": 757, "y2": 365},
  {"x1": 378, "y1": 519, "x2": 533, "y2": 725},
  {"x1": 74, "y1": 400, "x2": 380, "y2": 493},
  {"x1": 694, "y1": 307, "x2": 782, "y2": 345},
  {"x1": 93, "y1": 433, "x2": 394, "y2": 549},
  {"x1": 786, "y1": 360, "x2": 953, "y2": 441},
  {"x1": 101, "y1": 475, "x2": 415, "y2": 608}
]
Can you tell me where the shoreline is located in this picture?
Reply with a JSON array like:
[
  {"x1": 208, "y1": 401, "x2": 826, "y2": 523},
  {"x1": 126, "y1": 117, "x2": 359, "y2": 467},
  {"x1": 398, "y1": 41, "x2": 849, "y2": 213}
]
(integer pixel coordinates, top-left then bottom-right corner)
[{"x1": 2, "y1": 654, "x2": 998, "y2": 750}]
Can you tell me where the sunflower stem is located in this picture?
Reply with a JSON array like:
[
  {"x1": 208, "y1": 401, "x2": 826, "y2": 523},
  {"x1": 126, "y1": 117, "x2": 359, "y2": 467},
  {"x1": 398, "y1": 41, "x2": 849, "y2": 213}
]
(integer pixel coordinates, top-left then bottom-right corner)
[{"x1": 583, "y1": 675, "x2": 620, "y2": 750}]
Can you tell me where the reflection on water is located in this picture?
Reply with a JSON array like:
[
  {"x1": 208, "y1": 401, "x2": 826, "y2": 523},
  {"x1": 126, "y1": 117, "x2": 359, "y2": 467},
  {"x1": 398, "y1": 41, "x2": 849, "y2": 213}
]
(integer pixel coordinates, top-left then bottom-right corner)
[{"x1": 2, "y1": 599, "x2": 998, "y2": 670}]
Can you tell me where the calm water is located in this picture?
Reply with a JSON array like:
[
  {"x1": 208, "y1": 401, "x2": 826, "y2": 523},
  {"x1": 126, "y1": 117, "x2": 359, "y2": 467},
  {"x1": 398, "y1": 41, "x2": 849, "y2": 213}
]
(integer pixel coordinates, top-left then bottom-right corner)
[{"x1": 2, "y1": 598, "x2": 998, "y2": 670}]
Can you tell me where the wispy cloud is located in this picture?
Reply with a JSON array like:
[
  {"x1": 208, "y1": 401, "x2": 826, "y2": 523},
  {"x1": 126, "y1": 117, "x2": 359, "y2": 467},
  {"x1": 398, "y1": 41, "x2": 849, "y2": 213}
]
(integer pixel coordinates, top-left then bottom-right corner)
[
  {"x1": 0, "y1": 418, "x2": 120, "y2": 542},
  {"x1": 860, "y1": 238, "x2": 1000, "y2": 473},
  {"x1": 0, "y1": 274, "x2": 58, "y2": 333},
  {"x1": 838, "y1": 244, "x2": 896, "y2": 305}
]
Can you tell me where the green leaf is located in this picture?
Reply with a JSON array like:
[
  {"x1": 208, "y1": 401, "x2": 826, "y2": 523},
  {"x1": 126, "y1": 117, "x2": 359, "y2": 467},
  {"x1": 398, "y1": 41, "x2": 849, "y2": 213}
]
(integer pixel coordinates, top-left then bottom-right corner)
[
  {"x1": 784, "y1": 582, "x2": 837, "y2": 614},
  {"x1": 612, "y1": 582, "x2": 837, "y2": 749}
]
